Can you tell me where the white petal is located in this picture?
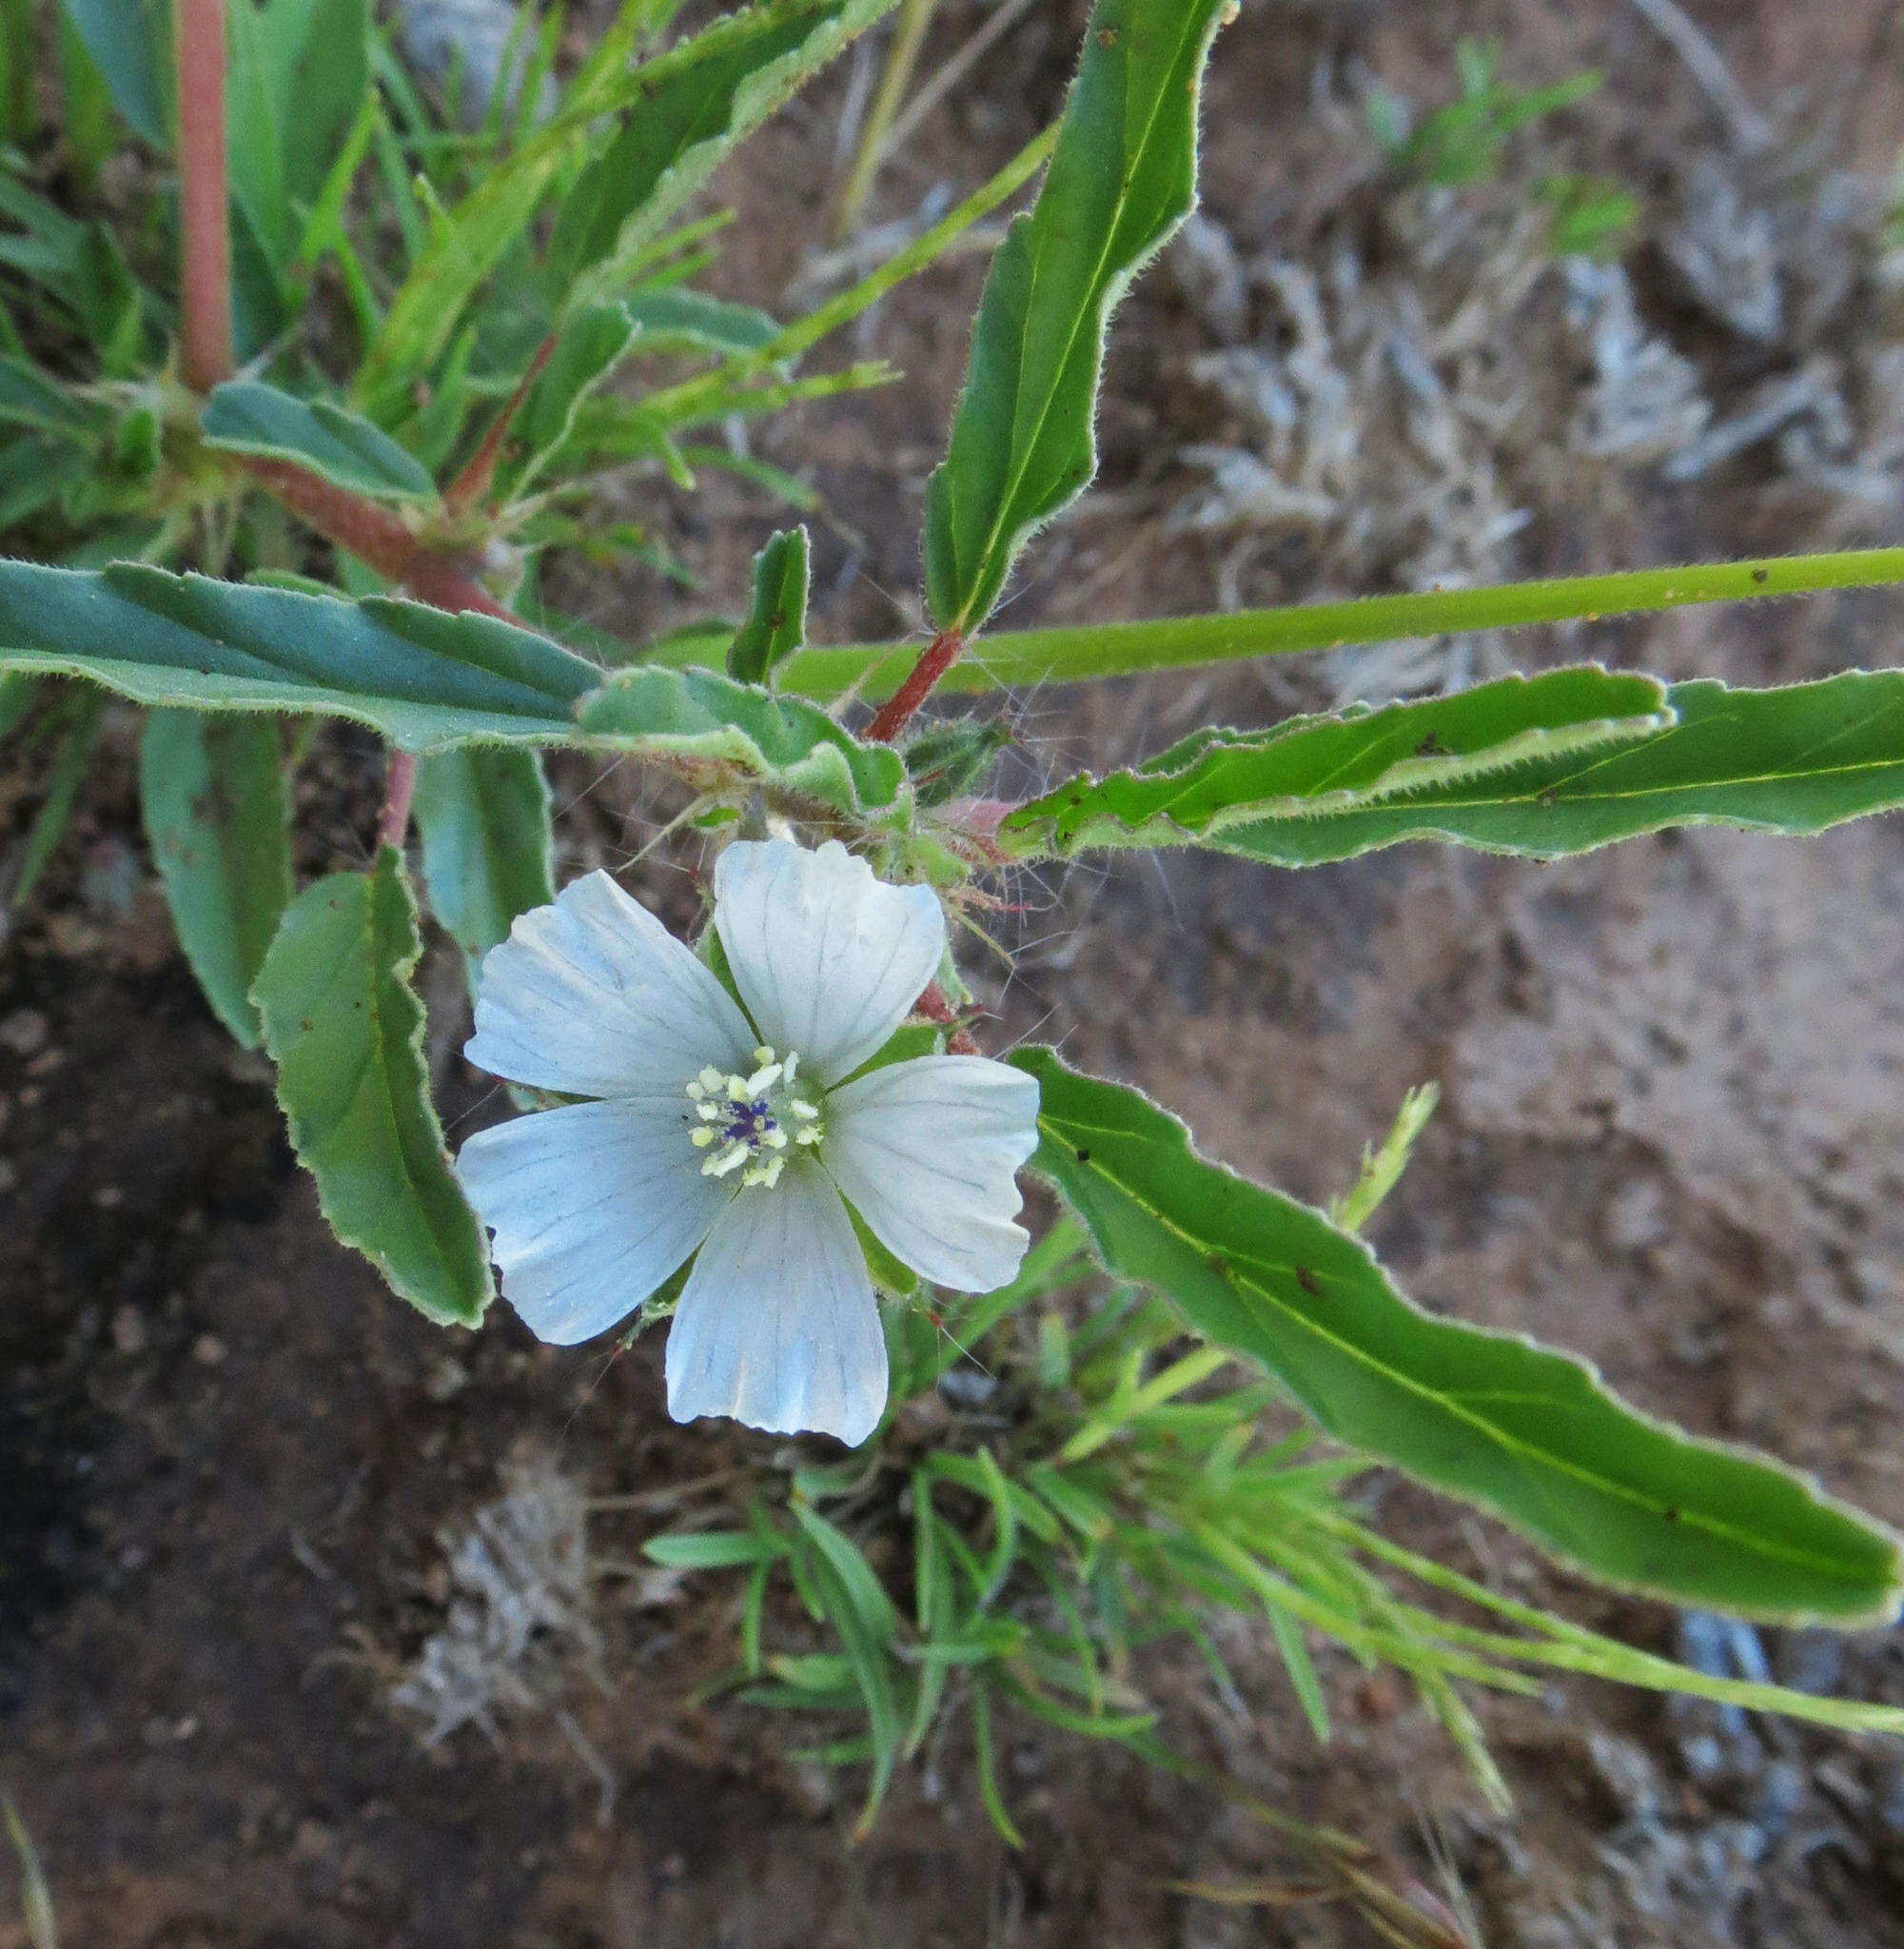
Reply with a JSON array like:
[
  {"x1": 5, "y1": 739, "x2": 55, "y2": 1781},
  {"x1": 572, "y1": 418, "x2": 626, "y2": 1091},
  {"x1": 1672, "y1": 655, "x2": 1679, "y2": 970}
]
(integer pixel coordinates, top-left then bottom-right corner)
[
  {"x1": 465, "y1": 870, "x2": 756, "y2": 1097},
  {"x1": 458, "y1": 1098, "x2": 731, "y2": 1344},
  {"x1": 713, "y1": 838, "x2": 943, "y2": 1087},
  {"x1": 824, "y1": 1056, "x2": 1039, "y2": 1292},
  {"x1": 665, "y1": 1159, "x2": 887, "y2": 1446}
]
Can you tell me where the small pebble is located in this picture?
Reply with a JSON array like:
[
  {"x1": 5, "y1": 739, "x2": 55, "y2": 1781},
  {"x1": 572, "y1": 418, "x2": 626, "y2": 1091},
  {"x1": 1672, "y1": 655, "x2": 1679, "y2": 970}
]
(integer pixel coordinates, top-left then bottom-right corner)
[
  {"x1": 191, "y1": 1333, "x2": 226, "y2": 1367},
  {"x1": 111, "y1": 1306, "x2": 147, "y2": 1354}
]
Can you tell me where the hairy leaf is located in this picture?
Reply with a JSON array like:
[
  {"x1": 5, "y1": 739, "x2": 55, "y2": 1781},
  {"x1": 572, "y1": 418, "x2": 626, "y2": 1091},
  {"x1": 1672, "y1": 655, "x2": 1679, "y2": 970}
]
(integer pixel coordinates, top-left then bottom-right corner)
[
  {"x1": 0, "y1": 563, "x2": 599, "y2": 748},
  {"x1": 999, "y1": 668, "x2": 1672, "y2": 856},
  {"x1": 412, "y1": 745, "x2": 555, "y2": 974},
  {"x1": 726, "y1": 525, "x2": 810, "y2": 685},
  {"x1": 253, "y1": 849, "x2": 493, "y2": 1325},
  {"x1": 141, "y1": 710, "x2": 292, "y2": 1046},
  {"x1": 1013, "y1": 1047, "x2": 1904, "y2": 1622},
  {"x1": 1204, "y1": 672, "x2": 1904, "y2": 864},
  {"x1": 922, "y1": 0, "x2": 1228, "y2": 635},
  {"x1": 203, "y1": 380, "x2": 437, "y2": 501},
  {"x1": 575, "y1": 663, "x2": 908, "y2": 819}
]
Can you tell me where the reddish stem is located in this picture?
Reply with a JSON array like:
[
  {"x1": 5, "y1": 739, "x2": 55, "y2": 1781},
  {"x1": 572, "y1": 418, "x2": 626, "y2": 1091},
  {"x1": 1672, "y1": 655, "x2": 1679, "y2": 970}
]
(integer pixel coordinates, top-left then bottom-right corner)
[
  {"x1": 865, "y1": 625, "x2": 964, "y2": 742},
  {"x1": 176, "y1": 0, "x2": 233, "y2": 390},
  {"x1": 241, "y1": 458, "x2": 519, "y2": 621},
  {"x1": 444, "y1": 329, "x2": 560, "y2": 512},
  {"x1": 378, "y1": 751, "x2": 418, "y2": 852}
]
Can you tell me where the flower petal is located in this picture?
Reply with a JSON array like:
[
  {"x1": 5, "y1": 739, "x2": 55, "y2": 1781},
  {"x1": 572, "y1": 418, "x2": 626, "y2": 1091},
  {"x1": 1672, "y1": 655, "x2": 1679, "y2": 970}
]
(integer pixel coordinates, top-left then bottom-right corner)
[
  {"x1": 713, "y1": 838, "x2": 943, "y2": 1087},
  {"x1": 465, "y1": 870, "x2": 756, "y2": 1097},
  {"x1": 824, "y1": 1055, "x2": 1039, "y2": 1292},
  {"x1": 459, "y1": 1097, "x2": 730, "y2": 1344},
  {"x1": 665, "y1": 1159, "x2": 887, "y2": 1445}
]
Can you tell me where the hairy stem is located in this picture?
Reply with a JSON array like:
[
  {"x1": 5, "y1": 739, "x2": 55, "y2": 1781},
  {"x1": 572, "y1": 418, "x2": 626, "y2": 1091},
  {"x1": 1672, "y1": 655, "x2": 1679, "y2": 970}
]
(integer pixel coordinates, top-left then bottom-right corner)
[
  {"x1": 378, "y1": 751, "x2": 418, "y2": 852},
  {"x1": 865, "y1": 625, "x2": 963, "y2": 741},
  {"x1": 240, "y1": 458, "x2": 519, "y2": 621},
  {"x1": 176, "y1": 0, "x2": 233, "y2": 389}
]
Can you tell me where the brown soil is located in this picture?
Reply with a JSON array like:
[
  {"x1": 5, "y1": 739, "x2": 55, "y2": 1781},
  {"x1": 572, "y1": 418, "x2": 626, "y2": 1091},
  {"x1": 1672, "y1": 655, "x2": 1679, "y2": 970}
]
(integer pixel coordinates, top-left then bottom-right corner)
[{"x1": 7, "y1": 1, "x2": 1904, "y2": 1944}]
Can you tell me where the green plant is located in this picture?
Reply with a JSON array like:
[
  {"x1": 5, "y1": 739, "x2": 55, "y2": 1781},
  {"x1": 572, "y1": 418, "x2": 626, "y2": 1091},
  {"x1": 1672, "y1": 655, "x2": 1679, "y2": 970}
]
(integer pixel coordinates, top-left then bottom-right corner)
[{"x1": 5, "y1": 0, "x2": 1904, "y2": 1870}]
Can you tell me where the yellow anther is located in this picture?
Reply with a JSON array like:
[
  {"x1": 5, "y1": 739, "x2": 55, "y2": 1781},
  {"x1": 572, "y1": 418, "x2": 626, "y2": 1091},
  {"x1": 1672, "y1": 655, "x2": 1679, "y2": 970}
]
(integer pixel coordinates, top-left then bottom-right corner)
[
  {"x1": 789, "y1": 1099, "x2": 819, "y2": 1120},
  {"x1": 726, "y1": 1074, "x2": 750, "y2": 1101},
  {"x1": 744, "y1": 1062, "x2": 782, "y2": 1093},
  {"x1": 690, "y1": 1127, "x2": 715, "y2": 1148},
  {"x1": 763, "y1": 1127, "x2": 788, "y2": 1150},
  {"x1": 753, "y1": 1045, "x2": 775, "y2": 1066},
  {"x1": 685, "y1": 1079, "x2": 706, "y2": 1101},
  {"x1": 698, "y1": 1066, "x2": 724, "y2": 1092}
]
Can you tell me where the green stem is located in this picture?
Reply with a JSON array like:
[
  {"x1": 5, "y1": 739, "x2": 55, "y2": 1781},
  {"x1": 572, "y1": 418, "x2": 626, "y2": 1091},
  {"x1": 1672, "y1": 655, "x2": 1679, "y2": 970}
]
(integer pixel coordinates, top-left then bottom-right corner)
[{"x1": 696, "y1": 548, "x2": 1904, "y2": 704}]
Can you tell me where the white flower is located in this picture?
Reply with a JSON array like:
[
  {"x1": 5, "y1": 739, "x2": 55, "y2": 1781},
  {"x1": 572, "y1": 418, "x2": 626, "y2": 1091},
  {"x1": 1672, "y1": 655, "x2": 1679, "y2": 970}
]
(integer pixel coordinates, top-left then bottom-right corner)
[{"x1": 456, "y1": 838, "x2": 1041, "y2": 1447}]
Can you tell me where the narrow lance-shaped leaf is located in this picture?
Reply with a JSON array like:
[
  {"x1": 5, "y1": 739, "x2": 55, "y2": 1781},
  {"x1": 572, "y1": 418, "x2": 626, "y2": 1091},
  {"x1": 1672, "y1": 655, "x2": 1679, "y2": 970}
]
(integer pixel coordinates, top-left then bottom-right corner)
[
  {"x1": 547, "y1": 0, "x2": 895, "y2": 303},
  {"x1": 922, "y1": 0, "x2": 1229, "y2": 636},
  {"x1": 361, "y1": 0, "x2": 897, "y2": 410},
  {"x1": 252, "y1": 848, "x2": 493, "y2": 1325},
  {"x1": 140, "y1": 710, "x2": 293, "y2": 1047},
  {"x1": 999, "y1": 667, "x2": 1673, "y2": 857},
  {"x1": 0, "y1": 562, "x2": 599, "y2": 748},
  {"x1": 726, "y1": 525, "x2": 810, "y2": 685},
  {"x1": 725, "y1": 548, "x2": 1904, "y2": 704},
  {"x1": 203, "y1": 380, "x2": 438, "y2": 502},
  {"x1": 496, "y1": 303, "x2": 641, "y2": 501},
  {"x1": 412, "y1": 744, "x2": 555, "y2": 979},
  {"x1": 1200, "y1": 671, "x2": 1904, "y2": 865},
  {"x1": 1011, "y1": 1047, "x2": 1904, "y2": 1623}
]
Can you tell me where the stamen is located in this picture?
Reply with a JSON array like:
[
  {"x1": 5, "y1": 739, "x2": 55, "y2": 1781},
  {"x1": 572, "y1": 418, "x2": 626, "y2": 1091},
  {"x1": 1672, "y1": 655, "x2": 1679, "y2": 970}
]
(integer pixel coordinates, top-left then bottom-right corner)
[{"x1": 684, "y1": 1048, "x2": 823, "y2": 1180}]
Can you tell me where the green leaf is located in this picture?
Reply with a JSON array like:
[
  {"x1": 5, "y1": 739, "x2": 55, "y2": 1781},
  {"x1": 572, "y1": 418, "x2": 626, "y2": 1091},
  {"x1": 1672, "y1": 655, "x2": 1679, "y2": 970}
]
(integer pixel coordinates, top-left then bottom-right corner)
[
  {"x1": 1205, "y1": 671, "x2": 1904, "y2": 864},
  {"x1": 202, "y1": 380, "x2": 438, "y2": 501},
  {"x1": 140, "y1": 710, "x2": 293, "y2": 1047},
  {"x1": 260, "y1": 0, "x2": 370, "y2": 207},
  {"x1": 644, "y1": 1529, "x2": 784, "y2": 1568},
  {"x1": 922, "y1": 0, "x2": 1229, "y2": 636},
  {"x1": 622, "y1": 285, "x2": 781, "y2": 358},
  {"x1": 59, "y1": 0, "x2": 172, "y2": 148},
  {"x1": 252, "y1": 848, "x2": 493, "y2": 1325},
  {"x1": 0, "y1": 563, "x2": 599, "y2": 749},
  {"x1": 498, "y1": 303, "x2": 641, "y2": 500},
  {"x1": 10, "y1": 685, "x2": 99, "y2": 905},
  {"x1": 361, "y1": 0, "x2": 897, "y2": 409},
  {"x1": 1012, "y1": 1047, "x2": 1904, "y2": 1623},
  {"x1": 574, "y1": 662, "x2": 909, "y2": 820},
  {"x1": 724, "y1": 547, "x2": 1904, "y2": 705},
  {"x1": 999, "y1": 667, "x2": 1672, "y2": 856},
  {"x1": 546, "y1": 0, "x2": 893, "y2": 299},
  {"x1": 0, "y1": 354, "x2": 92, "y2": 435},
  {"x1": 726, "y1": 525, "x2": 809, "y2": 685},
  {"x1": 224, "y1": 0, "x2": 294, "y2": 280},
  {"x1": 411, "y1": 744, "x2": 555, "y2": 976}
]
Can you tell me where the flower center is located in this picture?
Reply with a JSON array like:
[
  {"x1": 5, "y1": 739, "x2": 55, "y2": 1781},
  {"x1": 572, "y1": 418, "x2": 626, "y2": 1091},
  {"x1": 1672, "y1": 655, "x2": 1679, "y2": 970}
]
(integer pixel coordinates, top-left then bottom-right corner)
[{"x1": 685, "y1": 1045, "x2": 824, "y2": 1190}]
